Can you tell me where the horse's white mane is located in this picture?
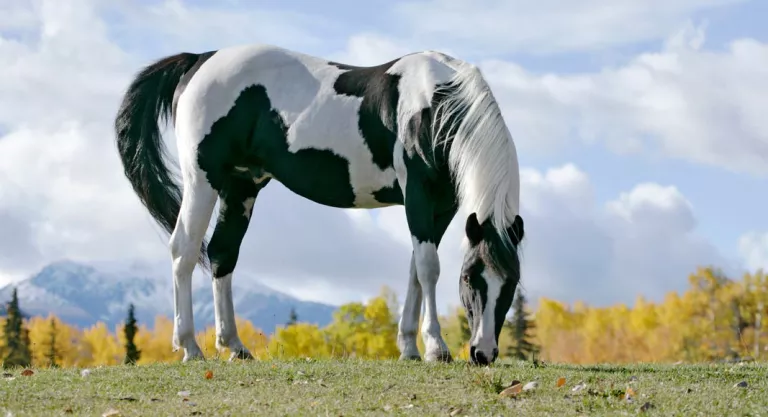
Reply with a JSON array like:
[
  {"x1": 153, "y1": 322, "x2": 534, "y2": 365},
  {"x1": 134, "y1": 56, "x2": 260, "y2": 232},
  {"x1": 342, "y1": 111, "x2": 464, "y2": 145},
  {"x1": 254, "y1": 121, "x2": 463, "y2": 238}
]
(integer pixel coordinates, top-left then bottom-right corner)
[{"x1": 430, "y1": 59, "x2": 521, "y2": 246}]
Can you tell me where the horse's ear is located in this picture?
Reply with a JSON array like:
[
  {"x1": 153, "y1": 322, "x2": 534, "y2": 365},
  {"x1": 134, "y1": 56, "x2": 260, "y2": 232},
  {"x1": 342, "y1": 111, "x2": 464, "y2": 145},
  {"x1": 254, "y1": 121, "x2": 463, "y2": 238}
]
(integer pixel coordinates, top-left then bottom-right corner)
[
  {"x1": 506, "y1": 215, "x2": 525, "y2": 246},
  {"x1": 465, "y1": 212, "x2": 484, "y2": 246}
]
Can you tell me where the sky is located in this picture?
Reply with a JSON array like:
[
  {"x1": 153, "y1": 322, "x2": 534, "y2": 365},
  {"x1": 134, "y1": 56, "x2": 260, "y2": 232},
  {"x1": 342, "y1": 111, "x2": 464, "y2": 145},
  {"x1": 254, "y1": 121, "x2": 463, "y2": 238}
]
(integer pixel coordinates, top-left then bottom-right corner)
[{"x1": 1, "y1": 0, "x2": 767, "y2": 314}]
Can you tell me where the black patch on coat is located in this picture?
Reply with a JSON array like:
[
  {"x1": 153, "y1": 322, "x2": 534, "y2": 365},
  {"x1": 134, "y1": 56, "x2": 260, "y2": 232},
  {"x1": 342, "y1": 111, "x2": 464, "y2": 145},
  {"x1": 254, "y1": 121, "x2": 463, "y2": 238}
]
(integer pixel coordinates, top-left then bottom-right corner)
[
  {"x1": 196, "y1": 84, "x2": 358, "y2": 208},
  {"x1": 208, "y1": 176, "x2": 268, "y2": 278},
  {"x1": 330, "y1": 59, "x2": 401, "y2": 172},
  {"x1": 372, "y1": 186, "x2": 404, "y2": 205}
]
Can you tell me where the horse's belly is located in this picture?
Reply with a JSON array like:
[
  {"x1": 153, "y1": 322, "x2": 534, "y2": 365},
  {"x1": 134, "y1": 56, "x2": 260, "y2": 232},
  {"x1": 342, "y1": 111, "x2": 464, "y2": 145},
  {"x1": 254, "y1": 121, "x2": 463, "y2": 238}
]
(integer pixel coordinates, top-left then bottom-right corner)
[
  {"x1": 265, "y1": 154, "x2": 403, "y2": 209},
  {"x1": 260, "y1": 124, "x2": 403, "y2": 209}
]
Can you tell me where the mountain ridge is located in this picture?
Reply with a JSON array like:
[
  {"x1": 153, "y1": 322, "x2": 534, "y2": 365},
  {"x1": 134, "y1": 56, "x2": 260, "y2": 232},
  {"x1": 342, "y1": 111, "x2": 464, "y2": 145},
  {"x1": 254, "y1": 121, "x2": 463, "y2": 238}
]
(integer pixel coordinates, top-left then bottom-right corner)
[{"x1": 0, "y1": 260, "x2": 337, "y2": 334}]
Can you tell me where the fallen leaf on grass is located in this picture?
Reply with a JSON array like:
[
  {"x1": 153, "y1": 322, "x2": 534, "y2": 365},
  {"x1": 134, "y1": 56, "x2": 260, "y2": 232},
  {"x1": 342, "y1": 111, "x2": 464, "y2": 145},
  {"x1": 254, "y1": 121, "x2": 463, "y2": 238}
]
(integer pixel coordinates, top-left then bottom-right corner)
[
  {"x1": 118, "y1": 397, "x2": 137, "y2": 402},
  {"x1": 81, "y1": 369, "x2": 91, "y2": 378},
  {"x1": 150, "y1": 398, "x2": 162, "y2": 402},
  {"x1": 571, "y1": 382, "x2": 587, "y2": 392},
  {"x1": 639, "y1": 402, "x2": 655, "y2": 412},
  {"x1": 556, "y1": 377, "x2": 566, "y2": 387},
  {"x1": 734, "y1": 381, "x2": 748, "y2": 388},
  {"x1": 190, "y1": 412, "x2": 202, "y2": 416},
  {"x1": 625, "y1": 387, "x2": 636, "y2": 401},
  {"x1": 64, "y1": 407, "x2": 73, "y2": 414},
  {"x1": 204, "y1": 370, "x2": 213, "y2": 380},
  {"x1": 102, "y1": 408, "x2": 121, "y2": 417},
  {"x1": 523, "y1": 381, "x2": 538, "y2": 391},
  {"x1": 499, "y1": 383, "x2": 522, "y2": 398},
  {"x1": 178, "y1": 391, "x2": 191, "y2": 397},
  {"x1": 20, "y1": 369, "x2": 34, "y2": 377},
  {"x1": 449, "y1": 407, "x2": 464, "y2": 417}
]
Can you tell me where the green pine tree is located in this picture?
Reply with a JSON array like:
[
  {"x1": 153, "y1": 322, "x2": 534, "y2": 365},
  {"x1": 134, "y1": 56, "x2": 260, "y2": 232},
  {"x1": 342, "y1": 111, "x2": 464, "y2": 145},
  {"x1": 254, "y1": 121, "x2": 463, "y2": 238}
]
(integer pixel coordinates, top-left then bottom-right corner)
[
  {"x1": 504, "y1": 287, "x2": 539, "y2": 361},
  {"x1": 123, "y1": 303, "x2": 141, "y2": 365},
  {"x1": 287, "y1": 307, "x2": 298, "y2": 326},
  {"x1": 47, "y1": 318, "x2": 58, "y2": 368},
  {"x1": 2, "y1": 288, "x2": 32, "y2": 369}
]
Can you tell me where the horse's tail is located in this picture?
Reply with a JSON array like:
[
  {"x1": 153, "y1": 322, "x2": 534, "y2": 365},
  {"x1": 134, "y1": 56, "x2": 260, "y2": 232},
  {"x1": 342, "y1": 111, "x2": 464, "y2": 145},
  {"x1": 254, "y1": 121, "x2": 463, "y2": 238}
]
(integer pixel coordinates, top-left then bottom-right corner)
[{"x1": 114, "y1": 52, "x2": 209, "y2": 266}]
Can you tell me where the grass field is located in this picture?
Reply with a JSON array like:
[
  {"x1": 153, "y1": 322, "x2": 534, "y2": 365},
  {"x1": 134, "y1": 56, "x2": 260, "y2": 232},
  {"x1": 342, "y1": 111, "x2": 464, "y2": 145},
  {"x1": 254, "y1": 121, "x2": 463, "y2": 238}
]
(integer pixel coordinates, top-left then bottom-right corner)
[{"x1": 1, "y1": 359, "x2": 766, "y2": 416}]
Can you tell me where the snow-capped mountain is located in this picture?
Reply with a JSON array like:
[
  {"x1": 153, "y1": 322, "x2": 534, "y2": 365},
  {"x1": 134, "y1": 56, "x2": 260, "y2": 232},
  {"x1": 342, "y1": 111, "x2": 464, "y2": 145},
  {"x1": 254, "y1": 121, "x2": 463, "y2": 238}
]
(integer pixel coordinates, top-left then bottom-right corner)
[{"x1": 0, "y1": 260, "x2": 337, "y2": 334}]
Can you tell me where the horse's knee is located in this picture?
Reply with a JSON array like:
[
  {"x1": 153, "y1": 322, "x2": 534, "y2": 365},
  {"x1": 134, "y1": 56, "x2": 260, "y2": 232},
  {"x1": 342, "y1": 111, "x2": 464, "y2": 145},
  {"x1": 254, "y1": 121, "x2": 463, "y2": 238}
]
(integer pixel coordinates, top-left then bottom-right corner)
[{"x1": 413, "y1": 241, "x2": 440, "y2": 285}]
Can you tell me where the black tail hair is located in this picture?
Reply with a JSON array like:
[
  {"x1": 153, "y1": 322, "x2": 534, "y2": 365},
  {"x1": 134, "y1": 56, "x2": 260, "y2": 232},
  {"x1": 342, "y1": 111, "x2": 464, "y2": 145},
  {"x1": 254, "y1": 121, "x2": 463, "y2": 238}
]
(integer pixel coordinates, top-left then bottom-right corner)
[{"x1": 114, "y1": 52, "x2": 211, "y2": 269}]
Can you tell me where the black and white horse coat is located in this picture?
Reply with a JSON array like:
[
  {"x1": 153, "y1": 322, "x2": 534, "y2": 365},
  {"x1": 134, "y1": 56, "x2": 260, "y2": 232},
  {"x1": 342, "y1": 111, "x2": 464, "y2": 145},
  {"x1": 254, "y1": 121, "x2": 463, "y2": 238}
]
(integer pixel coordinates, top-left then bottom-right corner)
[{"x1": 115, "y1": 43, "x2": 525, "y2": 365}]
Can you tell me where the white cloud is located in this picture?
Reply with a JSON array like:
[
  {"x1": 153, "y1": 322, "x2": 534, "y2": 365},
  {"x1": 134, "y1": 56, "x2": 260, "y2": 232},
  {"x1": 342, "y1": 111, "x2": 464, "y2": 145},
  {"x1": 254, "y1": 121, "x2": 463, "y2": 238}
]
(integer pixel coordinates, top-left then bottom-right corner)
[
  {"x1": 393, "y1": 0, "x2": 744, "y2": 55},
  {"x1": 518, "y1": 166, "x2": 729, "y2": 306},
  {"x1": 479, "y1": 23, "x2": 768, "y2": 175},
  {"x1": 738, "y1": 232, "x2": 768, "y2": 272}
]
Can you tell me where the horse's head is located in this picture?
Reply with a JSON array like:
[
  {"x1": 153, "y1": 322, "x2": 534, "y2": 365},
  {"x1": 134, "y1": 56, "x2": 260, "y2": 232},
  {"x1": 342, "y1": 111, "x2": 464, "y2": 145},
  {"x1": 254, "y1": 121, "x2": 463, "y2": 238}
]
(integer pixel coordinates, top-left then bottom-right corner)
[{"x1": 459, "y1": 212, "x2": 524, "y2": 365}]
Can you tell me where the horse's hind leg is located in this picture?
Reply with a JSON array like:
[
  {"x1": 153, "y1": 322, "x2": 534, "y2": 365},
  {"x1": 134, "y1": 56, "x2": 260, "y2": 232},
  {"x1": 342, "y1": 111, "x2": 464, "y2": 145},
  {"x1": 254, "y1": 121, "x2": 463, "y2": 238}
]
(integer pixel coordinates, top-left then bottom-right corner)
[
  {"x1": 208, "y1": 174, "x2": 270, "y2": 361},
  {"x1": 170, "y1": 173, "x2": 218, "y2": 362}
]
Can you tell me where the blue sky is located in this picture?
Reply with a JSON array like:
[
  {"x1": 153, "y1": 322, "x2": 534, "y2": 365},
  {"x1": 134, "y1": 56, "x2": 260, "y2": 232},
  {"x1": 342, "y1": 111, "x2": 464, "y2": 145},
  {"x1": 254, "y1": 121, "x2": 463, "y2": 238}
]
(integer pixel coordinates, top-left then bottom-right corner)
[{"x1": 1, "y1": 0, "x2": 767, "y2": 312}]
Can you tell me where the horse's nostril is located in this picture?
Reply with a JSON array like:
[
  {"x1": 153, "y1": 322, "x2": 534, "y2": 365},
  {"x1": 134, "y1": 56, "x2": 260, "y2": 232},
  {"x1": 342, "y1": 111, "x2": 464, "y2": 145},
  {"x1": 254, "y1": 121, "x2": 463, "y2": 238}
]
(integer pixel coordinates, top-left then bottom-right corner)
[{"x1": 473, "y1": 350, "x2": 489, "y2": 365}]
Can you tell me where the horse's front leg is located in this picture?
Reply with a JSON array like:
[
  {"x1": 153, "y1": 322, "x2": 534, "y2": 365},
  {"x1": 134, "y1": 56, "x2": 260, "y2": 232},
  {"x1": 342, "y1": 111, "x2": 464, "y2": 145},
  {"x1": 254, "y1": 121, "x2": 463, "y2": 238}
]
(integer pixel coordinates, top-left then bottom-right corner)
[
  {"x1": 402, "y1": 179, "x2": 454, "y2": 363},
  {"x1": 411, "y1": 236, "x2": 452, "y2": 362}
]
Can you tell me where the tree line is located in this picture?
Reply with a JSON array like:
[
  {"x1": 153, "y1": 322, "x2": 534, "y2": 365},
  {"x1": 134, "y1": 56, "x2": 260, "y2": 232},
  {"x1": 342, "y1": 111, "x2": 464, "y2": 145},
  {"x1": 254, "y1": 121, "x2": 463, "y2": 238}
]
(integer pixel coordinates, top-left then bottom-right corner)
[{"x1": 1, "y1": 265, "x2": 765, "y2": 368}]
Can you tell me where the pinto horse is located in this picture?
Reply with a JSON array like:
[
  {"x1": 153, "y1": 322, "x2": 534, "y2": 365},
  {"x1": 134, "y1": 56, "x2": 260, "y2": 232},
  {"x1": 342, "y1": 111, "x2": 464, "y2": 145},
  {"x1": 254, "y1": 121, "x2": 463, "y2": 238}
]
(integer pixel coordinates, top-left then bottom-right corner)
[{"x1": 114, "y1": 43, "x2": 525, "y2": 365}]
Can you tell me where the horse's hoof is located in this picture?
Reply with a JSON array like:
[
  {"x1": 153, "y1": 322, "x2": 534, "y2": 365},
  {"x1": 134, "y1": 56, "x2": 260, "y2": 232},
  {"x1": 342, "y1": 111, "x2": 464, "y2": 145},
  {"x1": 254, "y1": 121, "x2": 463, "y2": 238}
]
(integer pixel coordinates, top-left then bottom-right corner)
[
  {"x1": 229, "y1": 349, "x2": 254, "y2": 361},
  {"x1": 425, "y1": 351, "x2": 453, "y2": 363},
  {"x1": 399, "y1": 353, "x2": 422, "y2": 361},
  {"x1": 182, "y1": 353, "x2": 205, "y2": 362}
]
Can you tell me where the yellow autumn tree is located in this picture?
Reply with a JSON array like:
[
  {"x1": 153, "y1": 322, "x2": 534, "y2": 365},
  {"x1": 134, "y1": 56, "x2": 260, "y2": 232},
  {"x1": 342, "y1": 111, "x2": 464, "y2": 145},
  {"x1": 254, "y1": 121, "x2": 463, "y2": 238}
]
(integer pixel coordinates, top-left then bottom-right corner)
[
  {"x1": 130, "y1": 316, "x2": 183, "y2": 364},
  {"x1": 79, "y1": 322, "x2": 123, "y2": 366},
  {"x1": 27, "y1": 315, "x2": 80, "y2": 368},
  {"x1": 322, "y1": 286, "x2": 400, "y2": 359},
  {"x1": 268, "y1": 322, "x2": 330, "y2": 358}
]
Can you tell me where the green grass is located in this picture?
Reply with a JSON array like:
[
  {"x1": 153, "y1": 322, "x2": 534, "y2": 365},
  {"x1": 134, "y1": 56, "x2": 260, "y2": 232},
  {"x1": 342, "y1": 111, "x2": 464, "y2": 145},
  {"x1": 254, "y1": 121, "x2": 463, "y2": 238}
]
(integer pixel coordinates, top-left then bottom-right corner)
[{"x1": 1, "y1": 359, "x2": 766, "y2": 416}]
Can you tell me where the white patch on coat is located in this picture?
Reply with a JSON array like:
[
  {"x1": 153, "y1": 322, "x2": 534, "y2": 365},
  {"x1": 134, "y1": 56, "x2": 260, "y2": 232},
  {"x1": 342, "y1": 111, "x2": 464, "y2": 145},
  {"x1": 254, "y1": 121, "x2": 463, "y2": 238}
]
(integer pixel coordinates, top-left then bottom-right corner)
[{"x1": 470, "y1": 270, "x2": 503, "y2": 360}]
